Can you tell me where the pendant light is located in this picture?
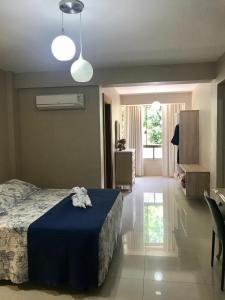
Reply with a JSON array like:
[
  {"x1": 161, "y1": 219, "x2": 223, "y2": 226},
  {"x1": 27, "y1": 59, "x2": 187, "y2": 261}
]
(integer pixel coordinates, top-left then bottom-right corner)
[
  {"x1": 70, "y1": 13, "x2": 93, "y2": 82},
  {"x1": 59, "y1": 0, "x2": 84, "y2": 14},
  {"x1": 51, "y1": 12, "x2": 76, "y2": 61},
  {"x1": 151, "y1": 101, "x2": 161, "y2": 111}
]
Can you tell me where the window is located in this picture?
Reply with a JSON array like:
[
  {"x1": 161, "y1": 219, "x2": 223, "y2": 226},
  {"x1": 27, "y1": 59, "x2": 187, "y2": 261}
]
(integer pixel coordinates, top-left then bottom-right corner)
[
  {"x1": 143, "y1": 105, "x2": 162, "y2": 159},
  {"x1": 120, "y1": 104, "x2": 162, "y2": 159}
]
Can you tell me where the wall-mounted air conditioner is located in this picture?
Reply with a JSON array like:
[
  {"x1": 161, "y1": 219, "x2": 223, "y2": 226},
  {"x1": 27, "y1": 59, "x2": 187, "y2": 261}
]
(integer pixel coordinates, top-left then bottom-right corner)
[{"x1": 36, "y1": 94, "x2": 85, "y2": 110}]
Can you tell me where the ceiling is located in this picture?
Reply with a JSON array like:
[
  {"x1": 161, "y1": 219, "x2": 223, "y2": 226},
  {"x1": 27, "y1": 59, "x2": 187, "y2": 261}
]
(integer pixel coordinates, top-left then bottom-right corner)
[
  {"x1": 114, "y1": 83, "x2": 198, "y2": 95},
  {"x1": 1, "y1": 0, "x2": 225, "y2": 73}
]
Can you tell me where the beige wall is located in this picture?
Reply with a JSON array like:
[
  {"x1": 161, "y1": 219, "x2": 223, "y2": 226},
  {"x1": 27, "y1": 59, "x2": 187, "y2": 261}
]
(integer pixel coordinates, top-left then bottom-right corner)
[
  {"x1": 144, "y1": 159, "x2": 162, "y2": 176},
  {"x1": 0, "y1": 70, "x2": 10, "y2": 182},
  {"x1": 121, "y1": 92, "x2": 192, "y2": 108},
  {"x1": 0, "y1": 70, "x2": 17, "y2": 182},
  {"x1": 17, "y1": 86, "x2": 102, "y2": 189},
  {"x1": 15, "y1": 63, "x2": 215, "y2": 89},
  {"x1": 192, "y1": 83, "x2": 217, "y2": 190},
  {"x1": 190, "y1": 52, "x2": 225, "y2": 191}
]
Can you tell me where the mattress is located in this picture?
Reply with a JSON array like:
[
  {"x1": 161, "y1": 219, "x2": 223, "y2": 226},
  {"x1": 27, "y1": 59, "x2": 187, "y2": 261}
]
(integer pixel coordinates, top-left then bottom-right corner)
[{"x1": 0, "y1": 188, "x2": 123, "y2": 286}]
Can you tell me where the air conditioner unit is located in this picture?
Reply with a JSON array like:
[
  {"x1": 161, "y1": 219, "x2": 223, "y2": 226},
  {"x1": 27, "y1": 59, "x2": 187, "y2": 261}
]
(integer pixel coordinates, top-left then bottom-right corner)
[{"x1": 36, "y1": 94, "x2": 85, "y2": 110}]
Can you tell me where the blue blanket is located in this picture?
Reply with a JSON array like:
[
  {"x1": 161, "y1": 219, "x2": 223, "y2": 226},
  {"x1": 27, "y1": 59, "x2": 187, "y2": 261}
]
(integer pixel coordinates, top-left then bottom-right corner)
[{"x1": 27, "y1": 189, "x2": 120, "y2": 289}]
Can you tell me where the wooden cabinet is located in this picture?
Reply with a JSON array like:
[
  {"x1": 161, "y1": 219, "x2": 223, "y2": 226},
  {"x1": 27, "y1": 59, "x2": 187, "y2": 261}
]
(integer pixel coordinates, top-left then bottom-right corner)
[
  {"x1": 179, "y1": 110, "x2": 199, "y2": 164},
  {"x1": 115, "y1": 149, "x2": 135, "y2": 190},
  {"x1": 179, "y1": 164, "x2": 210, "y2": 198}
]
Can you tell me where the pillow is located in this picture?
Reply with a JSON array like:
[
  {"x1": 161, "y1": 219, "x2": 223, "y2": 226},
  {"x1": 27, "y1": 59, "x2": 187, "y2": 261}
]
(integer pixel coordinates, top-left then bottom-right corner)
[
  {"x1": 0, "y1": 194, "x2": 16, "y2": 211},
  {"x1": 0, "y1": 179, "x2": 40, "y2": 202}
]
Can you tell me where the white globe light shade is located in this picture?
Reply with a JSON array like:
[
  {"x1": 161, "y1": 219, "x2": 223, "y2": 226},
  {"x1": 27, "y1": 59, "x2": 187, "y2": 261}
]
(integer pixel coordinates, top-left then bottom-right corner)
[
  {"x1": 70, "y1": 56, "x2": 93, "y2": 82},
  {"x1": 51, "y1": 35, "x2": 76, "y2": 61},
  {"x1": 151, "y1": 101, "x2": 161, "y2": 111}
]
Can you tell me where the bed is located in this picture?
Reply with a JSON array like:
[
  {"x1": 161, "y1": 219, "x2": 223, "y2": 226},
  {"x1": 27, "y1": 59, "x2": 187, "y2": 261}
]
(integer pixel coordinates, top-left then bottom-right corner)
[{"x1": 0, "y1": 179, "x2": 123, "y2": 289}]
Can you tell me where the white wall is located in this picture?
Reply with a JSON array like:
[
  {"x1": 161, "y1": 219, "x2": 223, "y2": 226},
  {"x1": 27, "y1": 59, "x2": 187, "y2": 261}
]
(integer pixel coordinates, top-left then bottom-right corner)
[{"x1": 192, "y1": 83, "x2": 217, "y2": 190}]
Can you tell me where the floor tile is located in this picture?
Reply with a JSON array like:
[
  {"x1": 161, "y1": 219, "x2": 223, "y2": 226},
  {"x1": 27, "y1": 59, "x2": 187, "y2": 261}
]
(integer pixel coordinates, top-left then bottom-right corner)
[
  {"x1": 144, "y1": 255, "x2": 205, "y2": 283},
  {"x1": 143, "y1": 279, "x2": 212, "y2": 300},
  {"x1": 120, "y1": 255, "x2": 145, "y2": 279},
  {"x1": 0, "y1": 285, "x2": 18, "y2": 300},
  {"x1": 114, "y1": 278, "x2": 143, "y2": 300},
  {"x1": 11, "y1": 287, "x2": 81, "y2": 300}
]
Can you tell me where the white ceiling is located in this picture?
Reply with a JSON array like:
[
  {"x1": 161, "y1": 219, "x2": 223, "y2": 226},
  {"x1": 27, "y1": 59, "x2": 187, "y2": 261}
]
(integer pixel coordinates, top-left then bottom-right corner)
[
  {"x1": 115, "y1": 83, "x2": 198, "y2": 95},
  {"x1": 1, "y1": 0, "x2": 225, "y2": 73}
]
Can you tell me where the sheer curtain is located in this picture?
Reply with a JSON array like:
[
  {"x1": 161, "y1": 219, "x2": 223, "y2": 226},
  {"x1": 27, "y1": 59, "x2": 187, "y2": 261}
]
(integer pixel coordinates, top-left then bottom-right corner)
[
  {"x1": 125, "y1": 105, "x2": 144, "y2": 176},
  {"x1": 162, "y1": 103, "x2": 185, "y2": 177}
]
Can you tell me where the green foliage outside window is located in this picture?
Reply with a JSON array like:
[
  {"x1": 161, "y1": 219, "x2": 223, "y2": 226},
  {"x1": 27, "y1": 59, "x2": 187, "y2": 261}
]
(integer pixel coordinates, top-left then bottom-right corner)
[{"x1": 143, "y1": 105, "x2": 162, "y2": 145}]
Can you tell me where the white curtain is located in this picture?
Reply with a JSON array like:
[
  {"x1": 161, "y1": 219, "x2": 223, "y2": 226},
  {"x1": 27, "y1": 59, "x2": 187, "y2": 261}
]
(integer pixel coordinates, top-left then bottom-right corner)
[
  {"x1": 162, "y1": 103, "x2": 185, "y2": 177},
  {"x1": 125, "y1": 105, "x2": 144, "y2": 176}
]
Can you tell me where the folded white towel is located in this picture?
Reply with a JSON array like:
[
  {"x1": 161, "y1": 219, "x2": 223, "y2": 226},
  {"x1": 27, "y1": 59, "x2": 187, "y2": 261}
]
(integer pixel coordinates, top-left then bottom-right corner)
[
  {"x1": 85, "y1": 195, "x2": 92, "y2": 207},
  {"x1": 72, "y1": 194, "x2": 86, "y2": 208},
  {"x1": 72, "y1": 186, "x2": 82, "y2": 194},
  {"x1": 80, "y1": 187, "x2": 87, "y2": 195},
  {"x1": 80, "y1": 187, "x2": 92, "y2": 207},
  {"x1": 71, "y1": 186, "x2": 92, "y2": 208}
]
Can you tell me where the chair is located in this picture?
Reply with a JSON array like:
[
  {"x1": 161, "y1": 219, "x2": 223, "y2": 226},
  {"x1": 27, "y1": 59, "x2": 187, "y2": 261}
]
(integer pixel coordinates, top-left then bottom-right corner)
[{"x1": 204, "y1": 191, "x2": 225, "y2": 291}]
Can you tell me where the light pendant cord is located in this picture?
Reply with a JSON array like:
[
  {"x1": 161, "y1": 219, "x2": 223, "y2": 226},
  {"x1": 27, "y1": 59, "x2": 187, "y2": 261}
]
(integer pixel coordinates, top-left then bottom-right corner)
[
  {"x1": 61, "y1": 11, "x2": 65, "y2": 34},
  {"x1": 79, "y1": 12, "x2": 83, "y2": 57}
]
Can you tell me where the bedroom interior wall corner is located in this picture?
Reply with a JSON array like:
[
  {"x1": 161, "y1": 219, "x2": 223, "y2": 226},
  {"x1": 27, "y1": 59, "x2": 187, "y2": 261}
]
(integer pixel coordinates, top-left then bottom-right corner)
[
  {"x1": 5, "y1": 72, "x2": 21, "y2": 179},
  {"x1": 0, "y1": 69, "x2": 18, "y2": 182}
]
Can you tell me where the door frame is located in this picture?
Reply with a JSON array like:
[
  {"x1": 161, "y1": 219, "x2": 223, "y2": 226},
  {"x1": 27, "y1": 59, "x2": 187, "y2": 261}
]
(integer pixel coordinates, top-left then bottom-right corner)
[{"x1": 102, "y1": 93, "x2": 114, "y2": 188}]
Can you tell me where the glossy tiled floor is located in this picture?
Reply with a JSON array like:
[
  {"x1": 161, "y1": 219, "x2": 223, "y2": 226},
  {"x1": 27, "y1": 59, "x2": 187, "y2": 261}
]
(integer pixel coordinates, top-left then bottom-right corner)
[{"x1": 0, "y1": 177, "x2": 224, "y2": 299}]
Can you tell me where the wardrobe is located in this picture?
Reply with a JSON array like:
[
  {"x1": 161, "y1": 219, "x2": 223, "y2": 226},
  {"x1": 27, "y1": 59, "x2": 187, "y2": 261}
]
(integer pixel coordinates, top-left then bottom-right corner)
[
  {"x1": 177, "y1": 110, "x2": 210, "y2": 198},
  {"x1": 179, "y1": 110, "x2": 199, "y2": 164}
]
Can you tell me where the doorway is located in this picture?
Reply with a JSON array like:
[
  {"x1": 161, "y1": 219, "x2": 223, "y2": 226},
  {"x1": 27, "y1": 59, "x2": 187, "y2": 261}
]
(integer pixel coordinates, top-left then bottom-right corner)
[
  {"x1": 103, "y1": 94, "x2": 113, "y2": 188},
  {"x1": 217, "y1": 81, "x2": 225, "y2": 187}
]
